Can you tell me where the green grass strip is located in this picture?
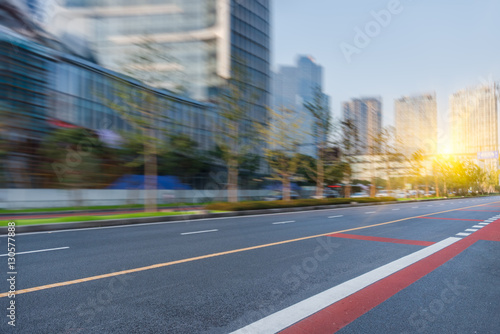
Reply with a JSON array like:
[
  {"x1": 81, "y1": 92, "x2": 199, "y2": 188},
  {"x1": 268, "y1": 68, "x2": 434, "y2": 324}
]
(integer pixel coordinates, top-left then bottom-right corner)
[{"x1": 0, "y1": 211, "x2": 204, "y2": 226}]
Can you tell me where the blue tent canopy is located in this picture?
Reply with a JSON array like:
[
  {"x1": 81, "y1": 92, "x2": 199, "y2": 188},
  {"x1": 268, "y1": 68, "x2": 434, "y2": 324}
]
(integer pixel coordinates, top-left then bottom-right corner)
[
  {"x1": 108, "y1": 175, "x2": 192, "y2": 190},
  {"x1": 264, "y1": 182, "x2": 300, "y2": 192}
]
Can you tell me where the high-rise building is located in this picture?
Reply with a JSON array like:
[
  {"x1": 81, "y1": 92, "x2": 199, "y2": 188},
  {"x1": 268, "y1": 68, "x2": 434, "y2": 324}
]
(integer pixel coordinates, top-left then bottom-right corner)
[
  {"x1": 395, "y1": 93, "x2": 437, "y2": 157},
  {"x1": 272, "y1": 55, "x2": 330, "y2": 157},
  {"x1": 343, "y1": 97, "x2": 382, "y2": 155},
  {"x1": 450, "y1": 84, "x2": 498, "y2": 160},
  {"x1": 61, "y1": 0, "x2": 270, "y2": 122}
]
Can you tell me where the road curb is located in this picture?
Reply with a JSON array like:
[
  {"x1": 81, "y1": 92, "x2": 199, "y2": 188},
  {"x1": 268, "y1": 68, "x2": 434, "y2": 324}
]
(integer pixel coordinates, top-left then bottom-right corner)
[{"x1": 0, "y1": 197, "x2": 485, "y2": 234}]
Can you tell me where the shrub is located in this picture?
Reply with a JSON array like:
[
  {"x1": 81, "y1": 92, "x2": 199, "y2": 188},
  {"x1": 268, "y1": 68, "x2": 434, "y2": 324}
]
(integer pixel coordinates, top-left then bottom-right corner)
[{"x1": 205, "y1": 197, "x2": 396, "y2": 211}]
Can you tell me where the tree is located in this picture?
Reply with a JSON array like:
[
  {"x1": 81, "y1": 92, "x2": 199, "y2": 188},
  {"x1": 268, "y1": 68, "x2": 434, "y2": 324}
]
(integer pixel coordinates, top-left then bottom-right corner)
[
  {"x1": 158, "y1": 134, "x2": 209, "y2": 182},
  {"x1": 370, "y1": 126, "x2": 404, "y2": 196},
  {"x1": 339, "y1": 118, "x2": 361, "y2": 197},
  {"x1": 216, "y1": 59, "x2": 260, "y2": 202},
  {"x1": 304, "y1": 86, "x2": 332, "y2": 198},
  {"x1": 295, "y1": 154, "x2": 317, "y2": 184},
  {"x1": 325, "y1": 161, "x2": 350, "y2": 185},
  {"x1": 105, "y1": 36, "x2": 174, "y2": 212},
  {"x1": 258, "y1": 108, "x2": 303, "y2": 201},
  {"x1": 39, "y1": 128, "x2": 116, "y2": 205},
  {"x1": 410, "y1": 150, "x2": 426, "y2": 198}
]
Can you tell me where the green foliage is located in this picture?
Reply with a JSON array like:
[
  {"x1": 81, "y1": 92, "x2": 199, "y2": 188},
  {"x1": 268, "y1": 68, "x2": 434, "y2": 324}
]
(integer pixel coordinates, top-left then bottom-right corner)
[
  {"x1": 258, "y1": 108, "x2": 303, "y2": 200},
  {"x1": 325, "y1": 161, "x2": 350, "y2": 185},
  {"x1": 215, "y1": 58, "x2": 261, "y2": 202},
  {"x1": 158, "y1": 134, "x2": 209, "y2": 179},
  {"x1": 296, "y1": 153, "x2": 317, "y2": 184},
  {"x1": 205, "y1": 197, "x2": 397, "y2": 211},
  {"x1": 39, "y1": 128, "x2": 116, "y2": 188}
]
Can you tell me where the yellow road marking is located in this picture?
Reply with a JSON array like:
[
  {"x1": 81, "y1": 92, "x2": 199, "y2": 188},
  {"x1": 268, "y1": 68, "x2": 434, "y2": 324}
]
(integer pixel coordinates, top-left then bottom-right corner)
[{"x1": 1, "y1": 200, "x2": 497, "y2": 298}]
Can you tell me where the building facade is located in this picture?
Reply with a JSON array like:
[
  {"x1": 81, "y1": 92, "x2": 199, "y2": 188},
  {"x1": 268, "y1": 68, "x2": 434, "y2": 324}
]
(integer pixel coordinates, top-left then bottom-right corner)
[
  {"x1": 272, "y1": 55, "x2": 330, "y2": 157},
  {"x1": 0, "y1": 26, "x2": 219, "y2": 188},
  {"x1": 450, "y1": 84, "x2": 498, "y2": 155},
  {"x1": 395, "y1": 93, "x2": 437, "y2": 157},
  {"x1": 61, "y1": 0, "x2": 270, "y2": 123},
  {"x1": 343, "y1": 97, "x2": 382, "y2": 155}
]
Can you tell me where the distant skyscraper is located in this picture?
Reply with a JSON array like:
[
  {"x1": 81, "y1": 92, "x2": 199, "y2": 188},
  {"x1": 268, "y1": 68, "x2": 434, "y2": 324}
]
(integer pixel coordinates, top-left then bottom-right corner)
[
  {"x1": 272, "y1": 55, "x2": 330, "y2": 157},
  {"x1": 343, "y1": 97, "x2": 382, "y2": 155},
  {"x1": 450, "y1": 84, "x2": 498, "y2": 160},
  {"x1": 395, "y1": 94, "x2": 437, "y2": 157},
  {"x1": 61, "y1": 0, "x2": 270, "y2": 123}
]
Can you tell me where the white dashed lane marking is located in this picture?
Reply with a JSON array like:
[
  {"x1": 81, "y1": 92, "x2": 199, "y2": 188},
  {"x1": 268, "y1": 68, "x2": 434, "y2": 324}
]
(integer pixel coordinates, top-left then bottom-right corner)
[
  {"x1": 272, "y1": 221, "x2": 295, "y2": 225},
  {"x1": 181, "y1": 229, "x2": 218, "y2": 236}
]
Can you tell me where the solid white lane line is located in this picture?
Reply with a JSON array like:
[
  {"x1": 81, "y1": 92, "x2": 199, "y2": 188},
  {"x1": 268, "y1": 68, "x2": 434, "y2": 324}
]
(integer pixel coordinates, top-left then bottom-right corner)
[
  {"x1": 465, "y1": 229, "x2": 478, "y2": 232},
  {"x1": 329, "y1": 215, "x2": 344, "y2": 219},
  {"x1": 231, "y1": 237, "x2": 461, "y2": 334},
  {"x1": 365, "y1": 212, "x2": 376, "y2": 214},
  {"x1": 180, "y1": 229, "x2": 218, "y2": 236},
  {"x1": 272, "y1": 221, "x2": 295, "y2": 225},
  {"x1": 472, "y1": 225, "x2": 484, "y2": 229},
  {"x1": 456, "y1": 232, "x2": 471, "y2": 237},
  {"x1": 0, "y1": 247, "x2": 69, "y2": 257},
  {"x1": 392, "y1": 209, "x2": 400, "y2": 211}
]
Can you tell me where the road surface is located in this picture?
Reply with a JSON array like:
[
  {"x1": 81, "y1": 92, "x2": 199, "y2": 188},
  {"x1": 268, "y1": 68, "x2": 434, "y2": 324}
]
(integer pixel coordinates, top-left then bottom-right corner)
[{"x1": 0, "y1": 197, "x2": 499, "y2": 333}]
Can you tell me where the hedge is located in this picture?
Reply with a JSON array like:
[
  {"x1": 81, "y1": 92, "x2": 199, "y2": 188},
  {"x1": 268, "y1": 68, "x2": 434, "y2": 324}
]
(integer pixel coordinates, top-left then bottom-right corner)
[{"x1": 205, "y1": 197, "x2": 397, "y2": 211}]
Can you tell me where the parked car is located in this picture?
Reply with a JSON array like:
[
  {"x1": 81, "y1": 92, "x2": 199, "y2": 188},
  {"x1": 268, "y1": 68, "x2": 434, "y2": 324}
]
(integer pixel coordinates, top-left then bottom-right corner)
[
  {"x1": 375, "y1": 190, "x2": 389, "y2": 197},
  {"x1": 351, "y1": 192, "x2": 369, "y2": 198},
  {"x1": 311, "y1": 189, "x2": 341, "y2": 199},
  {"x1": 264, "y1": 190, "x2": 300, "y2": 201}
]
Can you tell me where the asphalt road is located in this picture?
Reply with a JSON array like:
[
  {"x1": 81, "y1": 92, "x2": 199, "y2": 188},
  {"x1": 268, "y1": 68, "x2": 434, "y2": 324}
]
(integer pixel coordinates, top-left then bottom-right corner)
[{"x1": 0, "y1": 197, "x2": 499, "y2": 333}]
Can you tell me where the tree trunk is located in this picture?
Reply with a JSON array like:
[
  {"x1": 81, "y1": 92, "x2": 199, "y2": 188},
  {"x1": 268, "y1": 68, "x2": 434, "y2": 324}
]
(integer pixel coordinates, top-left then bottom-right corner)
[
  {"x1": 425, "y1": 175, "x2": 429, "y2": 197},
  {"x1": 434, "y1": 174, "x2": 440, "y2": 197},
  {"x1": 144, "y1": 136, "x2": 157, "y2": 213},
  {"x1": 283, "y1": 176, "x2": 291, "y2": 201},
  {"x1": 370, "y1": 176, "x2": 376, "y2": 197},
  {"x1": 345, "y1": 184, "x2": 351, "y2": 198},
  {"x1": 403, "y1": 175, "x2": 408, "y2": 198},
  {"x1": 227, "y1": 160, "x2": 238, "y2": 203},
  {"x1": 316, "y1": 157, "x2": 324, "y2": 198}
]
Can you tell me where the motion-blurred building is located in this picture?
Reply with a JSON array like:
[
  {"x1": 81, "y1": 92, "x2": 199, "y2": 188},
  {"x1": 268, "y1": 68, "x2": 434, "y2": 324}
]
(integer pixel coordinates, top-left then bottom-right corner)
[
  {"x1": 395, "y1": 93, "x2": 437, "y2": 157},
  {"x1": 60, "y1": 0, "x2": 271, "y2": 121},
  {"x1": 272, "y1": 55, "x2": 330, "y2": 157},
  {"x1": 449, "y1": 83, "x2": 499, "y2": 170},
  {"x1": 342, "y1": 97, "x2": 382, "y2": 155},
  {"x1": 0, "y1": 25, "x2": 219, "y2": 188}
]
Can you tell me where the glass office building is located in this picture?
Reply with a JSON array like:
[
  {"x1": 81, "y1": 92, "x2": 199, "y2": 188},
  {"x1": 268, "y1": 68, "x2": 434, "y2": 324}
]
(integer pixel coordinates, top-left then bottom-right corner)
[
  {"x1": 61, "y1": 0, "x2": 271, "y2": 123},
  {"x1": 0, "y1": 26, "x2": 219, "y2": 187},
  {"x1": 273, "y1": 56, "x2": 330, "y2": 157}
]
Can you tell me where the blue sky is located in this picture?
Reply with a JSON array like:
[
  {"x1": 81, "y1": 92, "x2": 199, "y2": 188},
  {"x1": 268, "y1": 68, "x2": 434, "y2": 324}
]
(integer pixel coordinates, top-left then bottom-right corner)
[{"x1": 272, "y1": 0, "x2": 500, "y2": 146}]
